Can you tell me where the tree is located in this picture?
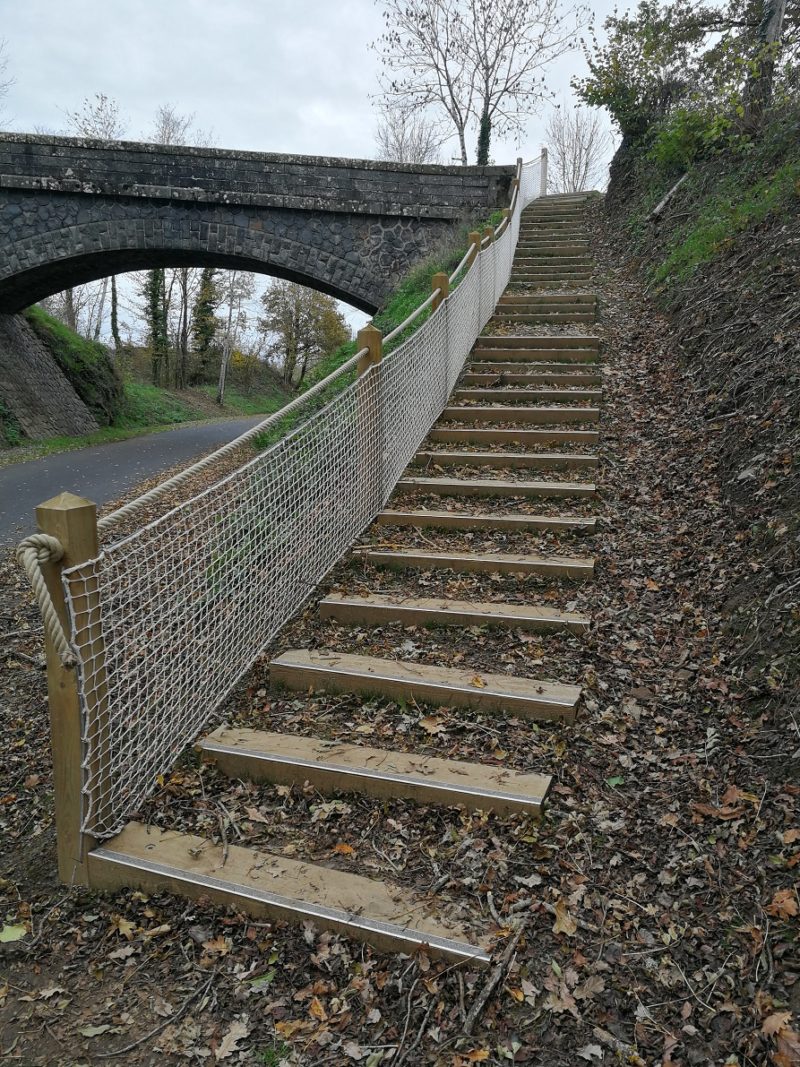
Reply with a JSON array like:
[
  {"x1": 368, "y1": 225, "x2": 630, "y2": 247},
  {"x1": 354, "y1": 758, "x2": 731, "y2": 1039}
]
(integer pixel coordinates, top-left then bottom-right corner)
[
  {"x1": 259, "y1": 282, "x2": 350, "y2": 386},
  {"x1": 64, "y1": 92, "x2": 127, "y2": 139},
  {"x1": 375, "y1": 103, "x2": 444, "y2": 162},
  {"x1": 62, "y1": 93, "x2": 129, "y2": 344},
  {"x1": 545, "y1": 104, "x2": 613, "y2": 192},
  {"x1": 574, "y1": 0, "x2": 798, "y2": 142},
  {"x1": 190, "y1": 268, "x2": 220, "y2": 383},
  {"x1": 144, "y1": 270, "x2": 169, "y2": 385},
  {"x1": 215, "y1": 271, "x2": 256, "y2": 404},
  {"x1": 374, "y1": 0, "x2": 587, "y2": 165}
]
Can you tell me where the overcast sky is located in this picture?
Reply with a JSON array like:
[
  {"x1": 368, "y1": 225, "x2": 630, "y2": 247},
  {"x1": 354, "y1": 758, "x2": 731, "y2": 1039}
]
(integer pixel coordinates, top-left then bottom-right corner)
[{"x1": 0, "y1": 0, "x2": 619, "y2": 332}]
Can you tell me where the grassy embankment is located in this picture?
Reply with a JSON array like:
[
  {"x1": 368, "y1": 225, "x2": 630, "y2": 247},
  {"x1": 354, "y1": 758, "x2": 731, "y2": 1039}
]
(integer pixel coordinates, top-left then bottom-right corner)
[
  {"x1": 1, "y1": 307, "x2": 292, "y2": 463},
  {"x1": 252, "y1": 209, "x2": 504, "y2": 449}
]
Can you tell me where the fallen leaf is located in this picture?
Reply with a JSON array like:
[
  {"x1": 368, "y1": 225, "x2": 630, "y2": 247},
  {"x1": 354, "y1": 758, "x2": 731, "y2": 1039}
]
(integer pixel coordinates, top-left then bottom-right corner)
[
  {"x1": 419, "y1": 715, "x2": 447, "y2": 735},
  {"x1": 552, "y1": 899, "x2": 577, "y2": 936},
  {"x1": 470, "y1": 675, "x2": 487, "y2": 688},
  {"x1": 765, "y1": 888, "x2": 798, "y2": 920},
  {"x1": 333, "y1": 843, "x2": 355, "y2": 856},
  {"x1": 215, "y1": 1019, "x2": 250, "y2": 1060},
  {"x1": 308, "y1": 996, "x2": 328, "y2": 1021},
  {"x1": 202, "y1": 936, "x2": 231, "y2": 956},
  {"x1": 0, "y1": 924, "x2": 27, "y2": 943},
  {"x1": 245, "y1": 806, "x2": 269, "y2": 824}
]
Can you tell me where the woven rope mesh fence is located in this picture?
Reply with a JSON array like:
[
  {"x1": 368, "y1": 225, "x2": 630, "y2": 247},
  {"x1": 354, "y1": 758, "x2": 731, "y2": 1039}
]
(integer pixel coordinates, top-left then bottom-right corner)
[{"x1": 61, "y1": 156, "x2": 542, "y2": 840}]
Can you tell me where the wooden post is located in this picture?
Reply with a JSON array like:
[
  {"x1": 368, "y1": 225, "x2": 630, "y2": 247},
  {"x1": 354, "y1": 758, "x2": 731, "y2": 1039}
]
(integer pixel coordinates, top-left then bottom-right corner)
[
  {"x1": 540, "y1": 147, "x2": 548, "y2": 197},
  {"x1": 356, "y1": 325, "x2": 384, "y2": 509},
  {"x1": 467, "y1": 231, "x2": 481, "y2": 268},
  {"x1": 36, "y1": 492, "x2": 104, "y2": 886},
  {"x1": 483, "y1": 226, "x2": 494, "y2": 244},
  {"x1": 431, "y1": 272, "x2": 449, "y2": 312},
  {"x1": 357, "y1": 324, "x2": 382, "y2": 376}
]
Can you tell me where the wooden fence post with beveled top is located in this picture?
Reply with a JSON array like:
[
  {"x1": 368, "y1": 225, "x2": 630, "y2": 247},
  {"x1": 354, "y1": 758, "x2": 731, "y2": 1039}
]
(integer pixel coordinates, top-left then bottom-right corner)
[
  {"x1": 356, "y1": 324, "x2": 384, "y2": 509},
  {"x1": 467, "y1": 231, "x2": 481, "y2": 268},
  {"x1": 36, "y1": 492, "x2": 106, "y2": 886},
  {"x1": 431, "y1": 272, "x2": 449, "y2": 312}
]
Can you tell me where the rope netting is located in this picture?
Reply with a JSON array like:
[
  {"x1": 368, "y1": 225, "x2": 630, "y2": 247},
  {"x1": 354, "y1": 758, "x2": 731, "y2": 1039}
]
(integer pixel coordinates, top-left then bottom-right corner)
[{"x1": 56, "y1": 154, "x2": 543, "y2": 840}]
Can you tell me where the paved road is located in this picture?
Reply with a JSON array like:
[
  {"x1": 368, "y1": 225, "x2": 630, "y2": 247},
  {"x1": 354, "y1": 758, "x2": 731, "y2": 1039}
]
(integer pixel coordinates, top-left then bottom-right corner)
[{"x1": 0, "y1": 417, "x2": 264, "y2": 546}]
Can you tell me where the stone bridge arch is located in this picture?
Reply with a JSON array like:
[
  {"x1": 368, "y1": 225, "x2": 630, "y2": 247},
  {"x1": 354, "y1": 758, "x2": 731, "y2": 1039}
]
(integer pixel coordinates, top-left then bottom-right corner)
[{"x1": 0, "y1": 135, "x2": 514, "y2": 314}]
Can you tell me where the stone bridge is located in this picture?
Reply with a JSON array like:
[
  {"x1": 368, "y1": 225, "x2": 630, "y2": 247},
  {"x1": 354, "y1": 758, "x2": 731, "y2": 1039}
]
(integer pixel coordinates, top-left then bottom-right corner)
[{"x1": 0, "y1": 135, "x2": 514, "y2": 313}]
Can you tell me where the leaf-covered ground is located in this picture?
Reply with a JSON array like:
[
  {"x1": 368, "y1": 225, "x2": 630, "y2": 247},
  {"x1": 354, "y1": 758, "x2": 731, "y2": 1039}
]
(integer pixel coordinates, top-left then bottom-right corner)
[{"x1": 0, "y1": 201, "x2": 797, "y2": 1066}]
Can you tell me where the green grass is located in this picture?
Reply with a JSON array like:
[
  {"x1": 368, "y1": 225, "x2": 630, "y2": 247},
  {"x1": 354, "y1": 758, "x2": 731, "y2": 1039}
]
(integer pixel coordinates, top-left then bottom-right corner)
[
  {"x1": 197, "y1": 385, "x2": 288, "y2": 416},
  {"x1": 653, "y1": 160, "x2": 800, "y2": 285},
  {"x1": 23, "y1": 305, "x2": 124, "y2": 425},
  {"x1": 116, "y1": 382, "x2": 196, "y2": 428}
]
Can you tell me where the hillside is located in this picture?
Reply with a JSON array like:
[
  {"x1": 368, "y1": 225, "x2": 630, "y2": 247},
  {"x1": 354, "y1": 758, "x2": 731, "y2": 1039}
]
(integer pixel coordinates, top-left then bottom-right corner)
[{"x1": 602, "y1": 105, "x2": 799, "y2": 760}]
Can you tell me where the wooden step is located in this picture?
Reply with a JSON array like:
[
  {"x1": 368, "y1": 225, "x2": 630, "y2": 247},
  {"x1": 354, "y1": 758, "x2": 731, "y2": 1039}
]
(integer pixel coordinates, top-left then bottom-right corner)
[
  {"x1": 491, "y1": 313, "x2": 597, "y2": 325},
  {"x1": 475, "y1": 336, "x2": 600, "y2": 350},
  {"x1": 498, "y1": 293, "x2": 596, "y2": 304},
  {"x1": 320, "y1": 591, "x2": 590, "y2": 635},
  {"x1": 200, "y1": 726, "x2": 553, "y2": 817},
  {"x1": 465, "y1": 370, "x2": 602, "y2": 386},
  {"x1": 395, "y1": 475, "x2": 596, "y2": 499},
  {"x1": 88, "y1": 822, "x2": 489, "y2": 966},
  {"x1": 428, "y1": 427, "x2": 600, "y2": 446},
  {"x1": 376, "y1": 509, "x2": 597, "y2": 533},
  {"x1": 441, "y1": 406, "x2": 600, "y2": 424},
  {"x1": 361, "y1": 547, "x2": 595, "y2": 580},
  {"x1": 412, "y1": 449, "x2": 599, "y2": 470},
  {"x1": 270, "y1": 649, "x2": 582, "y2": 723},
  {"x1": 453, "y1": 388, "x2": 602, "y2": 403},
  {"x1": 472, "y1": 348, "x2": 598, "y2": 364}
]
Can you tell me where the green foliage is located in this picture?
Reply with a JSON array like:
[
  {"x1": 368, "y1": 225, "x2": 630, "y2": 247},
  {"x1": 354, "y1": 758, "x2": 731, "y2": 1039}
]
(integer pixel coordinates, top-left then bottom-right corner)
[
  {"x1": 24, "y1": 305, "x2": 123, "y2": 425},
  {"x1": 476, "y1": 109, "x2": 492, "y2": 165},
  {"x1": 191, "y1": 267, "x2": 220, "y2": 382},
  {"x1": 654, "y1": 158, "x2": 800, "y2": 284},
  {"x1": 574, "y1": 0, "x2": 712, "y2": 139},
  {"x1": 0, "y1": 397, "x2": 22, "y2": 447},
  {"x1": 115, "y1": 383, "x2": 195, "y2": 429},
  {"x1": 647, "y1": 107, "x2": 736, "y2": 170}
]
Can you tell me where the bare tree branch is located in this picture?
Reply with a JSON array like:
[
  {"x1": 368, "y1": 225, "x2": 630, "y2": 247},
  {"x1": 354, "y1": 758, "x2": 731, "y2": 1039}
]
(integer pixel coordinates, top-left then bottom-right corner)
[
  {"x1": 545, "y1": 102, "x2": 613, "y2": 192},
  {"x1": 374, "y1": 103, "x2": 445, "y2": 162}
]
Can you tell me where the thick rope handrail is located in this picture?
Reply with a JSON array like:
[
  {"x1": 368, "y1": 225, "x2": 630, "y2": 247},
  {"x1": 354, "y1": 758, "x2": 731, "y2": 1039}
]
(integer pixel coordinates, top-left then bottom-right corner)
[
  {"x1": 449, "y1": 245, "x2": 475, "y2": 285},
  {"x1": 16, "y1": 534, "x2": 77, "y2": 668},
  {"x1": 97, "y1": 347, "x2": 366, "y2": 534}
]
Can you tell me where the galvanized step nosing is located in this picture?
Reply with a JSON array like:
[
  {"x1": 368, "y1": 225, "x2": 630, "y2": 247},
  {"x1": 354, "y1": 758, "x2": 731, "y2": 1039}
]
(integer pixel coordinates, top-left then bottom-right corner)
[
  {"x1": 89, "y1": 833, "x2": 490, "y2": 966},
  {"x1": 200, "y1": 730, "x2": 552, "y2": 815}
]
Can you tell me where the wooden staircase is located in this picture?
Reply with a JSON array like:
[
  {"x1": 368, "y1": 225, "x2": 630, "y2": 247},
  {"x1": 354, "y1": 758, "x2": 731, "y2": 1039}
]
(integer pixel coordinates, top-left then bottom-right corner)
[{"x1": 96, "y1": 192, "x2": 601, "y2": 965}]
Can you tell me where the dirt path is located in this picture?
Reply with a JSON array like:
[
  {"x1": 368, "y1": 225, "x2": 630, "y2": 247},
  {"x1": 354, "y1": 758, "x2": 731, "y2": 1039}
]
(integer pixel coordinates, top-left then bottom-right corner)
[{"x1": 0, "y1": 202, "x2": 796, "y2": 1066}]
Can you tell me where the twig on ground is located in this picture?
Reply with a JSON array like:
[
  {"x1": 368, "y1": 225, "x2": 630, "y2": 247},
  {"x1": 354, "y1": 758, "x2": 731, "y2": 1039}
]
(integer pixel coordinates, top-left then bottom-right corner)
[{"x1": 463, "y1": 922, "x2": 526, "y2": 1036}]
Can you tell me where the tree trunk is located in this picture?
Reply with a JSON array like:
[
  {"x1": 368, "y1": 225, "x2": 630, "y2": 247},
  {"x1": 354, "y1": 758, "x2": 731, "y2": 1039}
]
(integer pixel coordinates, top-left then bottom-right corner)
[
  {"x1": 64, "y1": 288, "x2": 77, "y2": 332},
  {"x1": 742, "y1": 0, "x2": 788, "y2": 131},
  {"x1": 476, "y1": 108, "x2": 491, "y2": 166},
  {"x1": 110, "y1": 275, "x2": 123, "y2": 352}
]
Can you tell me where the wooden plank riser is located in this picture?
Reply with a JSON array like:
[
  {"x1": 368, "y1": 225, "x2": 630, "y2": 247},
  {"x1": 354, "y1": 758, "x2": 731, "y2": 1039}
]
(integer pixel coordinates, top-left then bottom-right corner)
[
  {"x1": 464, "y1": 371, "x2": 602, "y2": 385},
  {"x1": 412, "y1": 450, "x2": 599, "y2": 469},
  {"x1": 200, "y1": 729, "x2": 551, "y2": 817},
  {"x1": 363, "y1": 550, "x2": 594, "y2": 581},
  {"x1": 88, "y1": 824, "x2": 489, "y2": 966},
  {"x1": 320, "y1": 594, "x2": 590, "y2": 635},
  {"x1": 395, "y1": 478, "x2": 596, "y2": 500},
  {"x1": 474, "y1": 335, "x2": 600, "y2": 349},
  {"x1": 271, "y1": 658, "x2": 580, "y2": 723},
  {"x1": 376, "y1": 509, "x2": 597, "y2": 533},
  {"x1": 452, "y1": 389, "x2": 601, "y2": 403},
  {"x1": 440, "y1": 407, "x2": 600, "y2": 424},
  {"x1": 427, "y1": 427, "x2": 600, "y2": 445}
]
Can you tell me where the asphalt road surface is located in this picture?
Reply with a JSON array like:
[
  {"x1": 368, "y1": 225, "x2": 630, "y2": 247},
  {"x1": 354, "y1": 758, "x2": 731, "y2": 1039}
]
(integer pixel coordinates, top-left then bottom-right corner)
[{"x1": 0, "y1": 416, "x2": 264, "y2": 546}]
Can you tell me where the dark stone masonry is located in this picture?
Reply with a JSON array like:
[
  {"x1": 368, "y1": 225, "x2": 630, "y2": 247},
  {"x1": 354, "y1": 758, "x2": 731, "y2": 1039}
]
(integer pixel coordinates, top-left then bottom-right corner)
[{"x1": 0, "y1": 134, "x2": 514, "y2": 313}]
